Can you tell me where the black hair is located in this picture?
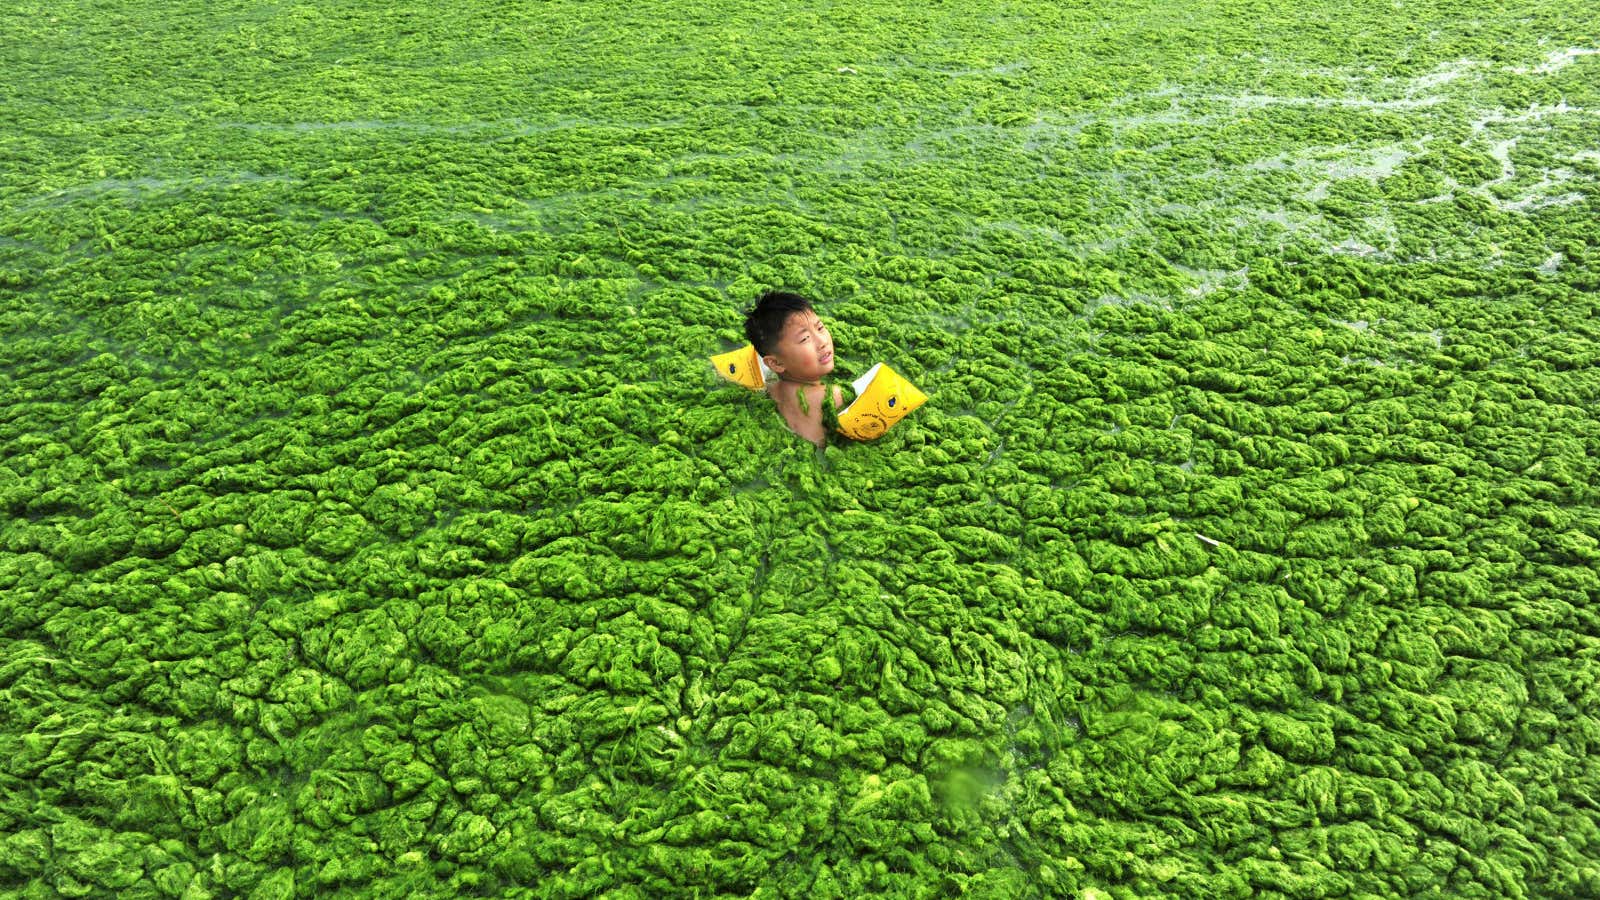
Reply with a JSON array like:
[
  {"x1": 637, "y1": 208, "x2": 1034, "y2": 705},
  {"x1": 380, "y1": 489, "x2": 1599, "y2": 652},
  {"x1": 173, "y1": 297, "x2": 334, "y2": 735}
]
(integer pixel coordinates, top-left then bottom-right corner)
[{"x1": 743, "y1": 290, "x2": 814, "y2": 356}]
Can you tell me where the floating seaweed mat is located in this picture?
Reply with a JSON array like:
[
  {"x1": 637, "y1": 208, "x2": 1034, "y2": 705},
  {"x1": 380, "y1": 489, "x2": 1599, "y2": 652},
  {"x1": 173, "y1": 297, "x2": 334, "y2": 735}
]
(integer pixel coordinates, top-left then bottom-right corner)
[{"x1": 3, "y1": 0, "x2": 1600, "y2": 897}]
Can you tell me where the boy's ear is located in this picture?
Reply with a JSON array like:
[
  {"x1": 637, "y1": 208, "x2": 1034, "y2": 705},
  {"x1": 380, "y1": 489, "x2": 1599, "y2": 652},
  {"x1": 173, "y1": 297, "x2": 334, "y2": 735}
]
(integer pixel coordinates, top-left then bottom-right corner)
[{"x1": 761, "y1": 352, "x2": 784, "y2": 374}]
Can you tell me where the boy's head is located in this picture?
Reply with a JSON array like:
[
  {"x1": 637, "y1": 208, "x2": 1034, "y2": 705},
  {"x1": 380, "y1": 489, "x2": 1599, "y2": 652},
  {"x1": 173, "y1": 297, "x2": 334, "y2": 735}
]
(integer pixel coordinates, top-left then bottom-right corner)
[{"x1": 745, "y1": 290, "x2": 835, "y2": 384}]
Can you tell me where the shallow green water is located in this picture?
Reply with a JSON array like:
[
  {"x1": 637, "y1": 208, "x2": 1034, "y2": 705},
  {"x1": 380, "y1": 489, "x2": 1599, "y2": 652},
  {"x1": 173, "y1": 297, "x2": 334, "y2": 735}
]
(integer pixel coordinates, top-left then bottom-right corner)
[{"x1": 3, "y1": 1, "x2": 1599, "y2": 897}]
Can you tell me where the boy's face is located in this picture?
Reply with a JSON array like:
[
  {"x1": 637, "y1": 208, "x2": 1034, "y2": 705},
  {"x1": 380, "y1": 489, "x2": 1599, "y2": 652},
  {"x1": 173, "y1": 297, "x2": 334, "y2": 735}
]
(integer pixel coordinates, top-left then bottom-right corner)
[{"x1": 763, "y1": 309, "x2": 835, "y2": 383}]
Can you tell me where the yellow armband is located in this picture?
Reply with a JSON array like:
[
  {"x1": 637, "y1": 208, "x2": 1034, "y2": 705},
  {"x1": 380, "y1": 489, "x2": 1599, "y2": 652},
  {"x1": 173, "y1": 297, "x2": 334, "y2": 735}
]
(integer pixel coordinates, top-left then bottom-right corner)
[
  {"x1": 710, "y1": 344, "x2": 770, "y2": 390},
  {"x1": 836, "y1": 363, "x2": 927, "y2": 440}
]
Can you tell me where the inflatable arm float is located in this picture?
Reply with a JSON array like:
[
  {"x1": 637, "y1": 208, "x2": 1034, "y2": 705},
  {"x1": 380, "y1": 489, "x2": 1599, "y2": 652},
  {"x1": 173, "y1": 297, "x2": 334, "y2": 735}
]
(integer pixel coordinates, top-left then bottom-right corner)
[{"x1": 711, "y1": 345, "x2": 926, "y2": 440}]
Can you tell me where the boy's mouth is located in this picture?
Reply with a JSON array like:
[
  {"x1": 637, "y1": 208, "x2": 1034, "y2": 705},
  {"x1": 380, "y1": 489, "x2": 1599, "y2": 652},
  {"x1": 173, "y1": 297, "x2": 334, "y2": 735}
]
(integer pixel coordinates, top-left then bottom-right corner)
[{"x1": 820, "y1": 349, "x2": 833, "y2": 366}]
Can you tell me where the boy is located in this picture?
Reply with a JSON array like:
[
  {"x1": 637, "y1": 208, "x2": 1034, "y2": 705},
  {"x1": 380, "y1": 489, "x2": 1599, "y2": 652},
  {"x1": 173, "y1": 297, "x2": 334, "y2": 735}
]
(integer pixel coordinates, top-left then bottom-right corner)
[{"x1": 745, "y1": 290, "x2": 846, "y2": 448}]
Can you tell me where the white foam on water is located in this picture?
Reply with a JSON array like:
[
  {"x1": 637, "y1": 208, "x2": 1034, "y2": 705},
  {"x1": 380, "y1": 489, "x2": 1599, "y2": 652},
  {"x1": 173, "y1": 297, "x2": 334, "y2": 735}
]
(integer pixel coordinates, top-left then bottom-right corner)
[
  {"x1": 820, "y1": 49, "x2": 1598, "y2": 281},
  {"x1": 1519, "y1": 47, "x2": 1600, "y2": 75},
  {"x1": 1174, "y1": 265, "x2": 1250, "y2": 297},
  {"x1": 1455, "y1": 102, "x2": 1598, "y2": 209},
  {"x1": 1402, "y1": 59, "x2": 1480, "y2": 94},
  {"x1": 1190, "y1": 91, "x2": 1446, "y2": 112},
  {"x1": 1081, "y1": 292, "x2": 1173, "y2": 315},
  {"x1": 1330, "y1": 238, "x2": 1383, "y2": 258},
  {"x1": 17, "y1": 172, "x2": 301, "y2": 211},
  {"x1": 1500, "y1": 190, "x2": 1587, "y2": 212},
  {"x1": 1484, "y1": 137, "x2": 1520, "y2": 187},
  {"x1": 1470, "y1": 101, "x2": 1588, "y2": 134}
]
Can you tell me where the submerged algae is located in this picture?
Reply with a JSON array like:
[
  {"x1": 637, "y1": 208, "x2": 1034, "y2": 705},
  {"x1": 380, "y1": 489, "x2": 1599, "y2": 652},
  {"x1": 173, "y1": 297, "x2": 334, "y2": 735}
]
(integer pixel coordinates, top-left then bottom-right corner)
[{"x1": 4, "y1": 0, "x2": 1600, "y2": 896}]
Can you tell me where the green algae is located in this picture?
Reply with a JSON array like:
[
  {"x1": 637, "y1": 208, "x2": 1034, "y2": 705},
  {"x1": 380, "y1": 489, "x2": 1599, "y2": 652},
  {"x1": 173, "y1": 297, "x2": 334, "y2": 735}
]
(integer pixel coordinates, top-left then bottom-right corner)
[{"x1": 3, "y1": 0, "x2": 1600, "y2": 897}]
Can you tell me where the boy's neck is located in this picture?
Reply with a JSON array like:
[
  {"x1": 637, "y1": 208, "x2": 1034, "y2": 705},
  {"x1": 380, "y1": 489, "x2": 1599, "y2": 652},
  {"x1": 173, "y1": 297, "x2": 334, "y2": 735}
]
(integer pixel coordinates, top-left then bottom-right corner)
[{"x1": 778, "y1": 376, "x2": 822, "y2": 388}]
